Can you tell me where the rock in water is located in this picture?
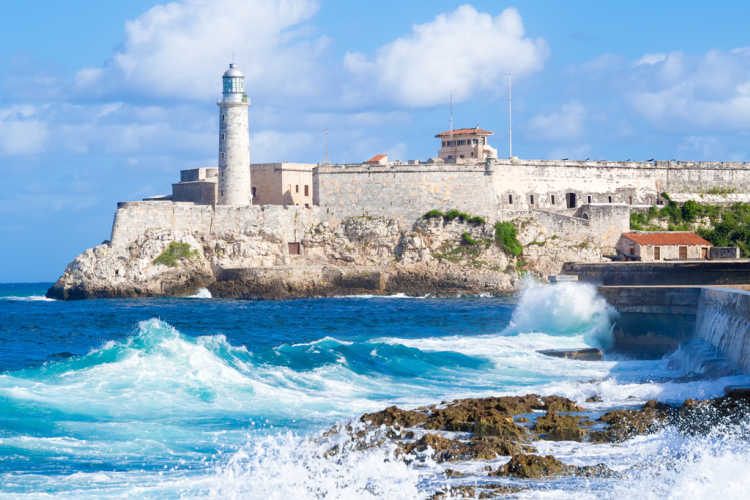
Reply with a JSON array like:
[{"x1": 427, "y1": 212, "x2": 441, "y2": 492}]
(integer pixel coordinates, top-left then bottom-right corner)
[{"x1": 537, "y1": 348, "x2": 603, "y2": 361}]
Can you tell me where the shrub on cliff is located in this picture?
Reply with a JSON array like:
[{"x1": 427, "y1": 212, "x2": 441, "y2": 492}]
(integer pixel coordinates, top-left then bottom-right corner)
[
  {"x1": 153, "y1": 242, "x2": 199, "y2": 267},
  {"x1": 422, "y1": 209, "x2": 486, "y2": 225},
  {"x1": 494, "y1": 222, "x2": 522, "y2": 256},
  {"x1": 461, "y1": 232, "x2": 478, "y2": 246}
]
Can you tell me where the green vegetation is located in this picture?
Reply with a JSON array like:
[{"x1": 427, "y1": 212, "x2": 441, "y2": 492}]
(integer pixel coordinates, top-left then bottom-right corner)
[
  {"x1": 461, "y1": 232, "x2": 478, "y2": 246},
  {"x1": 704, "y1": 186, "x2": 737, "y2": 196},
  {"x1": 422, "y1": 209, "x2": 486, "y2": 225},
  {"x1": 153, "y1": 242, "x2": 199, "y2": 267},
  {"x1": 494, "y1": 222, "x2": 523, "y2": 256},
  {"x1": 629, "y1": 194, "x2": 750, "y2": 256}
]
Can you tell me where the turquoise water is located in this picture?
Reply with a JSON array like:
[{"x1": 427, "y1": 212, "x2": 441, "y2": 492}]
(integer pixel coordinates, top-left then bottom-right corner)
[{"x1": 1, "y1": 282, "x2": 749, "y2": 498}]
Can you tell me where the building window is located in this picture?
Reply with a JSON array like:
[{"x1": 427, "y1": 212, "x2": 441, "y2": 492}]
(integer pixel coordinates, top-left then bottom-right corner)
[
  {"x1": 473, "y1": 139, "x2": 478, "y2": 144},
  {"x1": 629, "y1": 196, "x2": 633, "y2": 204},
  {"x1": 304, "y1": 185, "x2": 309, "y2": 196},
  {"x1": 220, "y1": 152, "x2": 226, "y2": 161},
  {"x1": 296, "y1": 185, "x2": 299, "y2": 193},
  {"x1": 252, "y1": 187, "x2": 257, "y2": 198},
  {"x1": 608, "y1": 196, "x2": 613, "y2": 203},
  {"x1": 551, "y1": 195, "x2": 555, "y2": 205},
  {"x1": 471, "y1": 152, "x2": 474, "y2": 157},
  {"x1": 630, "y1": 247, "x2": 635, "y2": 255},
  {"x1": 530, "y1": 195, "x2": 535, "y2": 205},
  {"x1": 508, "y1": 194, "x2": 513, "y2": 204},
  {"x1": 587, "y1": 195, "x2": 592, "y2": 204}
]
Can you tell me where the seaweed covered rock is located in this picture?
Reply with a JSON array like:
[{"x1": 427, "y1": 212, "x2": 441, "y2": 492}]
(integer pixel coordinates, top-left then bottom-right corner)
[
  {"x1": 399, "y1": 433, "x2": 527, "y2": 463},
  {"x1": 490, "y1": 454, "x2": 615, "y2": 479},
  {"x1": 533, "y1": 411, "x2": 587, "y2": 441},
  {"x1": 590, "y1": 404, "x2": 669, "y2": 443},
  {"x1": 360, "y1": 405, "x2": 428, "y2": 428}
]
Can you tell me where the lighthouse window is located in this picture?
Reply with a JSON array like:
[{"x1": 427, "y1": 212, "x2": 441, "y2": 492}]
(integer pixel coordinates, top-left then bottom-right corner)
[
  {"x1": 221, "y1": 133, "x2": 225, "y2": 141},
  {"x1": 220, "y1": 152, "x2": 226, "y2": 161}
]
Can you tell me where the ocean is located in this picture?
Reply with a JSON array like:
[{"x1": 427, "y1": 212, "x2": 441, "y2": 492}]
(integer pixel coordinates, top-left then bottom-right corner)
[{"x1": 1, "y1": 281, "x2": 749, "y2": 499}]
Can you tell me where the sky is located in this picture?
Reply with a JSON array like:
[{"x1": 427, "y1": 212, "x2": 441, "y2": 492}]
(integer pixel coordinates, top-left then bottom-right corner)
[{"x1": 1, "y1": 0, "x2": 750, "y2": 282}]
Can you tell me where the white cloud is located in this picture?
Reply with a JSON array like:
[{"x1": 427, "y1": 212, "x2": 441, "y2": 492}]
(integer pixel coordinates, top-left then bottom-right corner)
[
  {"x1": 635, "y1": 53, "x2": 667, "y2": 66},
  {"x1": 0, "y1": 106, "x2": 49, "y2": 155},
  {"x1": 630, "y1": 49, "x2": 750, "y2": 130},
  {"x1": 344, "y1": 6, "x2": 547, "y2": 107},
  {"x1": 529, "y1": 101, "x2": 586, "y2": 141},
  {"x1": 251, "y1": 130, "x2": 316, "y2": 162},
  {"x1": 75, "y1": 0, "x2": 327, "y2": 100}
]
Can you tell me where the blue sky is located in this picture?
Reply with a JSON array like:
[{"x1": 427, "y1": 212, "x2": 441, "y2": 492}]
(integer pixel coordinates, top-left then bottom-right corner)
[{"x1": 2, "y1": 0, "x2": 750, "y2": 282}]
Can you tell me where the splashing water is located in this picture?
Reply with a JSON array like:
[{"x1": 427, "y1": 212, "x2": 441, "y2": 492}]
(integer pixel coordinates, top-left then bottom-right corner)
[{"x1": 506, "y1": 281, "x2": 616, "y2": 349}]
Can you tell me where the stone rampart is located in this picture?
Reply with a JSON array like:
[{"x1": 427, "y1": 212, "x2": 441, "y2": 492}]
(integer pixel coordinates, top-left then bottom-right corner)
[
  {"x1": 313, "y1": 163, "x2": 499, "y2": 221},
  {"x1": 111, "y1": 201, "x2": 320, "y2": 248}
]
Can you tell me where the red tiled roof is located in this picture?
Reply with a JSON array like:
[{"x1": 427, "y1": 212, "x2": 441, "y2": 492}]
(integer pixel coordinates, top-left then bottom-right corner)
[
  {"x1": 435, "y1": 127, "x2": 493, "y2": 138},
  {"x1": 622, "y1": 232, "x2": 711, "y2": 246},
  {"x1": 366, "y1": 154, "x2": 388, "y2": 163}
]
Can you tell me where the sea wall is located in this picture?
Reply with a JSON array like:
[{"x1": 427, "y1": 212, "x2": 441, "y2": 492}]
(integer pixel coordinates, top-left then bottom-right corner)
[
  {"x1": 564, "y1": 261, "x2": 750, "y2": 286},
  {"x1": 695, "y1": 287, "x2": 750, "y2": 373},
  {"x1": 598, "y1": 286, "x2": 701, "y2": 355}
]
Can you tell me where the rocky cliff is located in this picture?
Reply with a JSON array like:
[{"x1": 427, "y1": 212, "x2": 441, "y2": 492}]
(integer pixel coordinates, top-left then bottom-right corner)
[{"x1": 47, "y1": 215, "x2": 606, "y2": 300}]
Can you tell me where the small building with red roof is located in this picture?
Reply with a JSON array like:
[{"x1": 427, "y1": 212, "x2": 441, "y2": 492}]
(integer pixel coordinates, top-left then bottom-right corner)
[
  {"x1": 616, "y1": 232, "x2": 712, "y2": 261},
  {"x1": 435, "y1": 126, "x2": 497, "y2": 162},
  {"x1": 365, "y1": 154, "x2": 389, "y2": 165}
]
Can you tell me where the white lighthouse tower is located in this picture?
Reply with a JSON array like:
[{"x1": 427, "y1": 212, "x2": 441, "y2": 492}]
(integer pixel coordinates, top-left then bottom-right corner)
[{"x1": 217, "y1": 63, "x2": 251, "y2": 205}]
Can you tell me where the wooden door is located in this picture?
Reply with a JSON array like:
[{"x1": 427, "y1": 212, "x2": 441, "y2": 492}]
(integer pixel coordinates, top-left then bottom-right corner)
[
  {"x1": 701, "y1": 247, "x2": 708, "y2": 259},
  {"x1": 679, "y1": 246, "x2": 688, "y2": 260},
  {"x1": 654, "y1": 247, "x2": 660, "y2": 260}
]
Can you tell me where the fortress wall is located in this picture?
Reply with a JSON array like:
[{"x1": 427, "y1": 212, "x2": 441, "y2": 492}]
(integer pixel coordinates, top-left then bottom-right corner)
[
  {"x1": 110, "y1": 201, "x2": 321, "y2": 248},
  {"x1": 313, "y1": 163, "x2": 499, "y2": 222},
  {"x1": 506, "y1": 204, "x2": 629, "y2": 247},
  {"x1": 491, "y1": 159, "x2": 750, "y2": 210}
]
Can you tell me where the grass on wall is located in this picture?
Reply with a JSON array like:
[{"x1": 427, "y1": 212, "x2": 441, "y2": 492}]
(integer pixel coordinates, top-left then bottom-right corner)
[
  {"x1": 423, "y1": 209, "x2": 486, "y2": 225},
  {"x1": 494, "y1": 222, "x2": 523, "y2": 256},
  {"x1": 153, "y1": 242, "x2": 199, "y2": 267}
]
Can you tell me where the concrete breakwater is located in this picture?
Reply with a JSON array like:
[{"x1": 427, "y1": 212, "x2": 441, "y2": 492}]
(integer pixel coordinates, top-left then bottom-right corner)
[
  {"x1": 599, "y1": 285, "x2": 750, "y2": 373},
  {"x1": 695, "y1": 288, "x2": 750, "y2": 373}
]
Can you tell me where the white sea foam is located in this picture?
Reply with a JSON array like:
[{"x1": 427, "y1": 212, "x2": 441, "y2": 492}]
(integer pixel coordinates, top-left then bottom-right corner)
[
  {"x1": 0, "y1": 295, "x2": 55, "y2": 302},
  {"x1": 187, "y1": 288, "x2": 212, "y2": 298}
]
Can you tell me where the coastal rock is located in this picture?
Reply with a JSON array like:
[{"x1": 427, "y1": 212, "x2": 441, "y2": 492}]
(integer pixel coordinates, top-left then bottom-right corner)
[
  {"x1": 398, "y1": 434, "x2": 525, "y2": 462},
  {"x1": 490, "y1": 454, "x2": 615, "y2": 479},
  {"x1": 48, "y1": 214, "x2": 607, "y2": 300},
  {"x1": 537, "y1": 348, "x2": 604, "y2": 361},
  {"x1": 533, "y1": 411, "x2": 587, "y2": 441}
]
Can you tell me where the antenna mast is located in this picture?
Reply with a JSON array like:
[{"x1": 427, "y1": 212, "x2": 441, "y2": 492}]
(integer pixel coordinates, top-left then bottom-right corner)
[
  {"x1": 324, "y1": 129, "x2": 329, "y2": 164},
  {"x1": 450, "y1": 93, "x2": 454, "y2": 133},
  {"x1": 507, "y1": 74, "x2": 512, "y2": 159}
]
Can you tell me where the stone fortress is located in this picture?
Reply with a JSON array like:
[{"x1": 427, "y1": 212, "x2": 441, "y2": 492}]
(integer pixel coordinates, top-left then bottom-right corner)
[
  {"x1": 131, "y1": 63, "x2": 750, "y2": 249},
  {"x1": 46, "y1": 63, "x2": 750, "y2": 299}
]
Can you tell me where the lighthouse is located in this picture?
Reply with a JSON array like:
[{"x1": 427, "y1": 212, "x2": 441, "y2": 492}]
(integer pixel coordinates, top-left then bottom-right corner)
[{"x1": 217, "y1": 63, "x2": 251, "y2": 205}]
